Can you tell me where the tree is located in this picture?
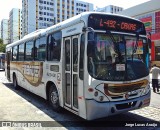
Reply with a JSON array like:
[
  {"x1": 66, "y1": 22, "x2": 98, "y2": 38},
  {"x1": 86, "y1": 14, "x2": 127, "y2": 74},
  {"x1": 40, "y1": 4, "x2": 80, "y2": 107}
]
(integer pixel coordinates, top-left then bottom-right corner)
[
  {"x1": 0, "y1": 39, "x2": 3, "y2": 44},
  {"x1": 0, "y1": 39, "x2": 6, "y2": 53}
]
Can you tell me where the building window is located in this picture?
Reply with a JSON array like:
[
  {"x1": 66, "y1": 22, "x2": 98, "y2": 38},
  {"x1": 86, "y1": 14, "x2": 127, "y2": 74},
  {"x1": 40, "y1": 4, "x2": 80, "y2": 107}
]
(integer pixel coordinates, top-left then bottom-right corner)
[
  {"x1": 50, "y1": 19, "x2": 53, "y2": 22},
  {"x1": 50, "y1": 13, "x2": 53, "y2": 16},
  {"x1": 39, "y1": 11, "x2": 43, "y2": 15},
  {"x1": 39, "y1": 0, "x2": 43, "y2": 3},
  {"x1": 39, "y1": 17, "x2": 43, "y2": 20},
  {"x1": 50, "y1": 2, "x2": 53, "y2": 5},
  {"x1": 39, "y1": 6, "x2": 43, "y2": 9},
  {"x1": 50, "y1": 8, "x2": 54, "y2": 11}
]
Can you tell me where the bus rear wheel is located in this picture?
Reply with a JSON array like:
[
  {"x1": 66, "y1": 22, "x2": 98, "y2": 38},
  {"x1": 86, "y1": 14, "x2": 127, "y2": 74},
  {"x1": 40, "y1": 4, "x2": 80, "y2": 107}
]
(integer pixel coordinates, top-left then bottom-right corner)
[
  {"x1": 49, "y1": 85, "x2": 61, "y2": 112},
  {"x1": 13, "y1": 75, "x2": 19, "y2": 90}
]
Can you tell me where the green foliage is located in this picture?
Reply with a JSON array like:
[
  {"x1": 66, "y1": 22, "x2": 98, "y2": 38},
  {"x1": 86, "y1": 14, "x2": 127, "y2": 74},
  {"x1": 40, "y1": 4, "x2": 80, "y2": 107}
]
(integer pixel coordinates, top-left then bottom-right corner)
[
  {"x1": 0, "y1": 39, "x2": 6, "y2": 53},
  {"x1": 0, "y1": 39, "x2": 3, "y2": 44}
]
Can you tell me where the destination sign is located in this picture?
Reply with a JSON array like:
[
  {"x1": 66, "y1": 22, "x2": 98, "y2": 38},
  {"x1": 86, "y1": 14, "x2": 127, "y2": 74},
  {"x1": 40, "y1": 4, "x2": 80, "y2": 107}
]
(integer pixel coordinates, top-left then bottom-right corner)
[{"x1": 88, "y1": 14, "x2": 146, "y2": 35}]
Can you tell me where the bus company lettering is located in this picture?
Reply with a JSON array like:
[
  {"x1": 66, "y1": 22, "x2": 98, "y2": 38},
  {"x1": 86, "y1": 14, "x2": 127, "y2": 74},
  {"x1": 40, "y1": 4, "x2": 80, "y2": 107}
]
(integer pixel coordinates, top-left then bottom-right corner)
[{"x1": 23, "y1": 65, "x2": 40, "y2": 78}]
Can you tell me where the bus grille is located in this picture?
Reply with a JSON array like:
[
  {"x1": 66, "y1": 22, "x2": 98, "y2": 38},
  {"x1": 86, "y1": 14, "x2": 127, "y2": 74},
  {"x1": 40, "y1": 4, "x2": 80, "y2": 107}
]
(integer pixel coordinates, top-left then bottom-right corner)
[{"x1": 116, "y1": 101, "x2": 137, "y2": 110}]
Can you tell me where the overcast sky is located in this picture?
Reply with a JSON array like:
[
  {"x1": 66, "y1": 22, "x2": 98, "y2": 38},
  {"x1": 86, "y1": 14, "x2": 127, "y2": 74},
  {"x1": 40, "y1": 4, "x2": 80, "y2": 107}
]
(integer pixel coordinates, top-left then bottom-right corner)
[{"x1": 0, "y1": 0, "x2": 151, "y2": 22}]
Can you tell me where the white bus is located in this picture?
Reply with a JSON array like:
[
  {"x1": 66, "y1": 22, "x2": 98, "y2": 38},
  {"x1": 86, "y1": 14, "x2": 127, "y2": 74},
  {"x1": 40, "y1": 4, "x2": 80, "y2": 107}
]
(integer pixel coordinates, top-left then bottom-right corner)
[
  {"x1": 0, "y1": 52, "x2": 5, "y2": 70},
  {"x1": 5, "y1": 12, "x2": 151, "y2": 120}
]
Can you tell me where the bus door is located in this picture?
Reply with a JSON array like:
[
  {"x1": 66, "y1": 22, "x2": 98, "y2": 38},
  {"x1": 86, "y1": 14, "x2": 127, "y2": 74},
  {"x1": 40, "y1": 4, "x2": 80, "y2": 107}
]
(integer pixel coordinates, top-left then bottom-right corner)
[
  {"x1": 64, "y1": 35, "x2": 79, "y2": 111},
  {"x1": 6, "y1": 51, "x2": 11, "y2": 80}
]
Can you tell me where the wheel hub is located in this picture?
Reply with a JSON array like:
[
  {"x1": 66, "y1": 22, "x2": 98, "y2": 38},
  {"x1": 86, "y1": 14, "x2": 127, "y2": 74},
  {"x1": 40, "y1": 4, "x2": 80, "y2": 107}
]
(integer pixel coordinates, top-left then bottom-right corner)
[{"x1": 51, "y1": 91, "x2": 58, "y2": 104}]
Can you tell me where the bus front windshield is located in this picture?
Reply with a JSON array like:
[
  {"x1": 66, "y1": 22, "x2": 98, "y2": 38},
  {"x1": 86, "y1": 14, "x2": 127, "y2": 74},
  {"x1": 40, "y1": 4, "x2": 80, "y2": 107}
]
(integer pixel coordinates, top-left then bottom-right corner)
[{"x1": 87, "y1": 33, "x2": 149, "y2": 81}]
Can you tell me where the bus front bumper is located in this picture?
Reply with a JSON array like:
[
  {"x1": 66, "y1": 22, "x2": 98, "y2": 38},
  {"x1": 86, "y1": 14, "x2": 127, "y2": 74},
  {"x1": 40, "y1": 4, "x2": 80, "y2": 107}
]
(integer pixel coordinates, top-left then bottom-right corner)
[{"x1": 85, "y1": 91, "x2": 150, "y2": 120}]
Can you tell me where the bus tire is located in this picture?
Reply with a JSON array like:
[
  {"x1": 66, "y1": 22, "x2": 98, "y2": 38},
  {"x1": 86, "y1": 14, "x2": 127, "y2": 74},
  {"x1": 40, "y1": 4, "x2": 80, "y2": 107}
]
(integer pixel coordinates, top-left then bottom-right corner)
[
  {"x1": 49, "y1": 85, "x2": 61, "y2": 112},
  {"x1": 13, "y1": 74, "x2": 19, "y2": 90}
]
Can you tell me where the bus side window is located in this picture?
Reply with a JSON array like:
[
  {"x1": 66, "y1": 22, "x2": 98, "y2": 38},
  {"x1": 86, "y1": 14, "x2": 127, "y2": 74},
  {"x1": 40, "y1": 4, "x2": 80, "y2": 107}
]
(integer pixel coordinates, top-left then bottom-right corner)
[
  {"x1": 35, "y1": 36, "x2": 46, "y2": 61},
  {"x1": 12, "y1": 46, "x2": 18, "y2": 61},
  {"x1": 25, "y1": 41, "x2": 34, "y2": 61},
  {"x1": 79, "y1": 34, "x2": 85, "y2": 80},
  {"x1": 47, "y1": 31, "x2": 62, "y2": 61},
  {"x1": 18, "y1": 43, "x2": 24, "y2": 61}
]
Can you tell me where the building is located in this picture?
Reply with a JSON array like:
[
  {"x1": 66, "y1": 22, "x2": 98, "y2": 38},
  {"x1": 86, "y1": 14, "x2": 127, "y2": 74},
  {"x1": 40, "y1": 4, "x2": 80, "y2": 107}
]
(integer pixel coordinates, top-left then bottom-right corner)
[
  {"x1": 96, "y1": 5, "x2": 123, "y2": 14},
  {"x1": 22, "y1": 0, "x2": 55, "y2": 37},
  {"x1": 75, "y1": 0, "x2": 93, "y2": 15},
  {"x1": 118, "y1": 0, "x2": 160, "y2": 39},
  {"x1": 9, "y1": 8, "x2": 22, "y2": 44},
  {"x1": 22, "y1": 0, "x2": 93, "y2": 37},
  {"x1": 1, "y1": 19, "x2": 9, "y2": 44}
]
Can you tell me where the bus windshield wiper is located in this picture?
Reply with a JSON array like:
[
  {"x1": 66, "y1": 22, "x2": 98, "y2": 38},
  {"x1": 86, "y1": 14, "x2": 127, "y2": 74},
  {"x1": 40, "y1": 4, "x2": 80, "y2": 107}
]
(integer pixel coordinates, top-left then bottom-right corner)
[
  {"x1": 106, "y1": 30, "x2": 118, "y2": 53},
  {"x1": 106, "y1": 30, "x2": 123, "y2": 62}
]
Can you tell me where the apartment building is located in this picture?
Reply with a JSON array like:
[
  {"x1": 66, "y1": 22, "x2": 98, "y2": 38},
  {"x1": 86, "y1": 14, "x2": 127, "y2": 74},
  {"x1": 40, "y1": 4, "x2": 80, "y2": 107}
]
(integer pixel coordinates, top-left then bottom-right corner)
[
  {"x1": 22, "y1": 0, "x2": 93, "y2": 37},
  {"x1": 96, "y1": 5, "x2": 123, "y2": 14},
  {"x1": 1, "y1": 19, "x2": 9, "y2": 44},
  {"x1": 75, "y1": 0, "x2": 93, "y2": 15},
  {"x1": 22, "y1": 0, "x2": 68, "y2": 37},
  {"x1": 9, "y1": 8, "x2": 22, "y2": 43}
]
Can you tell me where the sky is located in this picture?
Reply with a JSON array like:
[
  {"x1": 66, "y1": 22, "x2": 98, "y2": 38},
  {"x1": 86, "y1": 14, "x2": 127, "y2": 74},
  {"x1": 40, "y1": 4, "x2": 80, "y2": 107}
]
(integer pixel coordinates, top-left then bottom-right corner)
[{"x1": 0, "y1": 0, "x2": 151, "y2": 23}]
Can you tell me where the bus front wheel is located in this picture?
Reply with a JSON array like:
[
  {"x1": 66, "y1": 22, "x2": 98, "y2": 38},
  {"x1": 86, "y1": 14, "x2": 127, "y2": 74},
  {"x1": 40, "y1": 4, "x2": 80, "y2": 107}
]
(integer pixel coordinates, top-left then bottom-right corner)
[{"x1": 49, "y1": 85, "x2": 61, "y2": 112}]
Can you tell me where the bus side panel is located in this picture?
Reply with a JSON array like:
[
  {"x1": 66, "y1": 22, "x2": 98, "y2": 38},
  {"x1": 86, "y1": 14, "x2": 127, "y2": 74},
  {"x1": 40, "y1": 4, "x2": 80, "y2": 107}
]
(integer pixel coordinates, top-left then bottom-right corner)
[{"x1": 21, "y1": 61, "x2": 47, "y2": 98}]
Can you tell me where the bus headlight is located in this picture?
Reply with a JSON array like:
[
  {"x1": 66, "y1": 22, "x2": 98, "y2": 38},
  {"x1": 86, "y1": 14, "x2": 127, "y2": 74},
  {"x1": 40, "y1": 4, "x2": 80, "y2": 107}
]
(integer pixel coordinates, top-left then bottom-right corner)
[
  {"x1": 141, "y1": 84, "x2": 150, "y2": 96},
  {"x1": 94, "y1": 84, "x2": 110, "y2": 102},
  {"x1": 94, "y1": 91, "x2": 98, "y2": 97},
  {"x1": 99, "y1": 96, "x2": 104, "y2": 101}
]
